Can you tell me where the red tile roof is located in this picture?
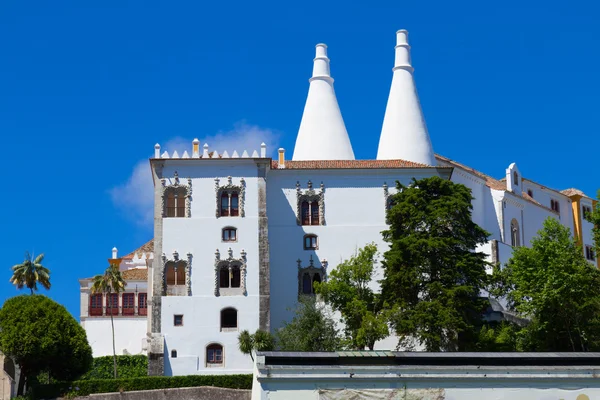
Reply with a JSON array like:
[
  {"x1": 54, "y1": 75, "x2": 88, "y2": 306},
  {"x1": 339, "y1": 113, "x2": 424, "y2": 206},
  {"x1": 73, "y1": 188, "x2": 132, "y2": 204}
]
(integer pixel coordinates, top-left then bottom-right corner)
[
  {"x1": 122, "y1": 240, "x2": 154, "y2": 260},
  {"x1": 271, "y1": 159, "x2": 434, "y2": 170},
  {"x1": 561, "y1": 188, "x2": 590, "y2": 198},
  {"x1": 121, "y1": 268, "x2": 148, "y2": 281}
]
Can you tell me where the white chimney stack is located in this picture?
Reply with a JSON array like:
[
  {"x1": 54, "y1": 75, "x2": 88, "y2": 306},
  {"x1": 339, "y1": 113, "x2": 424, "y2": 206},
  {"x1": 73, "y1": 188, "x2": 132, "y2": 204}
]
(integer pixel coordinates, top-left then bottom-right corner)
[
  {"x1": 112, "y1": 247, "x2": 118, "y2": 259},
  {"x1": 376, "y1": 30, "x2": 435, "y2": 165},
  {"x1": 292, "y1": 44, "x2": 355, "y2": 161}
]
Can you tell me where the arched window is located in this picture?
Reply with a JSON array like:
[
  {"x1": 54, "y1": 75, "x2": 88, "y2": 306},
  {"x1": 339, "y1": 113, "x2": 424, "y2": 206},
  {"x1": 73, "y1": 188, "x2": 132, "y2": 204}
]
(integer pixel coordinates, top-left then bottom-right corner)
[
  {"x1": 206, "y1": 344, "x2": 223, "y2": 365},
  {"x1": 166, "y1": 264, "x2": 185, "y2": 286},
  {"x1": 220, "y1": 192, "x2": 229, "y2": 217},
  {"x1": 220, "y1": 308, "x2": 238, "y2": 330},
  {"x1": 551, "y1": 199, "x2": 560, "y2": 214},
  {"x1": 312, "y1": 273, "x2": 321, "y2": 287},
  {"x1": 231, "y1": 266, "x2": 241, "y2": 288},
  {"x1": 510, "y1": 219, "x2": 520, "y2": 247},
  {"x1": 222, "y1": 227, "x2": 237, "y2": 242},
  {"x1": 527, "y1": 189, "x2": 533, "y2": 198},
  {"x1": 513, "y1": 171, "x2": 519, "y2": 186},
  {"x1": 301, "y1": 201, "x2": 310, "y2": 225},
  {"x1": 231, "y1": 192, "x2": 239, "y2": 216},
  {"x1": 304, "y1": 234, "x2": 318, "y2": 250},
  {"x1": 171, "y1": 349, "x2": 177, "y2": 358}
]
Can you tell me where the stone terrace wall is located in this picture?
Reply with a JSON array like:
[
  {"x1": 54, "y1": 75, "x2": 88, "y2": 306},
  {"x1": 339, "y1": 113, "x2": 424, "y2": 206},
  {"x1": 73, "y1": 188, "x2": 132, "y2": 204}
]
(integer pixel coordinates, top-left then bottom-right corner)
[{"x1": 70, "y1": 386, "x2": 251, "y2": 400}]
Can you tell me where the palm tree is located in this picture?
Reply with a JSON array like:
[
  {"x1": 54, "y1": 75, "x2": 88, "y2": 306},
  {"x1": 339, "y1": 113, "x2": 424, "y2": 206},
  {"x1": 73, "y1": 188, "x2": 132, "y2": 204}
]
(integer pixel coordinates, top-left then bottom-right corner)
[
  {"x1": 10, "y1": 252, "x2": 51, "y2": 294},
  {"x1": 238, "y1": 329, "x2": 275, "y2": 362},
  {"x1": 91, "y1": 263, "x2": 126, "y2": 378}
]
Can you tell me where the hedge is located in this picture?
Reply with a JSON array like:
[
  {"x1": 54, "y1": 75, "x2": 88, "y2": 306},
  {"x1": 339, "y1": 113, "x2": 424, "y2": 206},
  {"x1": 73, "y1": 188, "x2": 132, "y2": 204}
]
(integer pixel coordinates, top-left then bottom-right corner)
[
  {"x1": 79, "y1": 355, "x2": 148, "y2": 380},
  {"x1": 32, "y1": 374, "x2": 253, "y2": 398}
]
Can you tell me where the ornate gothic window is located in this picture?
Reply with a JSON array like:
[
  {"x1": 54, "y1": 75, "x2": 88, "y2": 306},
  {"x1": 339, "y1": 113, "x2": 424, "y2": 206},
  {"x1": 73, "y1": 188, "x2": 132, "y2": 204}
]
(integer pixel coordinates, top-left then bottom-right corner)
[
  {"x1": 215, "y1": 176, "x2": 245, "y2": 218},
  {"x1": 296, "y1": 180, "x2": 325, "y2": 226},
  {"x1": 161, "y1": 171, "x2": 192, "y2": 218},
  {"x1": 160, "y1": 251, "x2": 193, "y2": 297},
  {"x1": 510, "y1": 218, "x2": 520, "y2": 247},
  {"x1": 206, "y1": 344, "x2": 223, "y2": 366},
  {"x1": 304, "y1": 234, "x2": 318, "y2": 250},
  {"x1": 297, "y1": 256, "x2": 327, "y2": 296},
  {"x1": 220, "y1": 308, "x2": 238, "y2": 331},
  {"x1": 214, "y1": 248, "x2": 247, "y2": 296}
]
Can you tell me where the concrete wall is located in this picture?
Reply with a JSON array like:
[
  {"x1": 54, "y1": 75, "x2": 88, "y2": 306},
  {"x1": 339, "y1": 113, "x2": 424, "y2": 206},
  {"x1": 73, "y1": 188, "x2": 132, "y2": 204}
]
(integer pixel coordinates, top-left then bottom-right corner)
[
  {"x1": 73, "y1": 386, "x2": 250, "y2": 400},
  {"x1": 0, "y1": 353, "x2": 15, "y2": 400}
]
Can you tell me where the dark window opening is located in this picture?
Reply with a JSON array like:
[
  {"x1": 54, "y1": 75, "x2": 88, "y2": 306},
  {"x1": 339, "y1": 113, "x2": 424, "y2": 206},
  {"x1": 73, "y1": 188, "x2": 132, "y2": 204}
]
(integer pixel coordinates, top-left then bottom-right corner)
[
  {"x1": 586, "y1": 246, "x2": 596, "y2": 261},
  {"x1": 221, "y1": 308, "x2": 238, "y2": 329},
  {"x1": 171, "y1": 350, "x2": 177, "y2": 358},
  {"x1": 174, "y1": 314, "x2": 183, "y2": 326},
  {"x1": 231, "y1": 192, "x2": 239, "y2": 216},
  {"x1": 231, "y1": 266, "x2": 241, "y2": 288},
  {"x1": 166, "y1": 264, "x2": 185, "y2": 286},
  {"x1": 302, "y1": 273, "x2": 312, "y2": 295},
  {"x1": 219, "y1": 268, "x2": 230, "y2": 288},
  {"x1": 122, "y1": 293, "x2": 135, "y2": 315}
]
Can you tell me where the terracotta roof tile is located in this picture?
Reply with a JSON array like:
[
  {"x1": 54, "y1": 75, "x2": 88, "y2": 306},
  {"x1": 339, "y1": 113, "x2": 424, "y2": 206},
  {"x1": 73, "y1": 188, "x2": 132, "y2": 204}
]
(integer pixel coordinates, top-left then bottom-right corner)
[
  {"x1": 561, "y1": 188, "x2": 589, "y2": 198},
  {"x1": 271, "y1": 159, "x2": 433, "y2": 170},
  {"x1": 122, "y1": 240, "x2": 154, "y2": 260},
  {"x1": 121, "y1": 268, "x2": 148, "y2": 281}
]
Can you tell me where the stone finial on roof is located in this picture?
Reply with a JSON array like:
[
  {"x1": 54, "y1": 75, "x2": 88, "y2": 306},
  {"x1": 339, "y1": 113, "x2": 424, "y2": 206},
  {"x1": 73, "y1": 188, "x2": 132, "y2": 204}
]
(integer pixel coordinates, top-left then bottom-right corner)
[
  {"x1": 192, "y1": 138, "x2": 200, "y2": 158},
  {"x1": 203, "y1": 143, "x2": 209, "y2": 158},
  {"x1": 292, "y1": 44, "x2": 355, "y2": 161},
  {"x1": 154, "y1": 144, "x2": 161, "y2": 158},
  {"x1": 112, "y1": 247, "x2": 118, "y2": 259},
  {"x1": 377, "y1": 30, "x2": 435, "y2": 166}
]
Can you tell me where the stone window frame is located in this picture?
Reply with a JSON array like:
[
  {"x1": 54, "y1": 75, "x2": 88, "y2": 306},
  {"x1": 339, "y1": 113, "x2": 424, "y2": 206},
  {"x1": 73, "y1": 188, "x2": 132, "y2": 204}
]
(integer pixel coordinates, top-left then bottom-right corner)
[
  {"x1": 303, "y1": 234, "x2": 318, "y2": 250},
  {"x1": 206, "y1": 343, "x2": 224, "y2": 367},
  {"x1": 296, "y1": 180, "x2": 325, "y2": 226},
  {"x1": 297, "y1": 256, "x2": 328, "y2": 296},
  {"x1": 160, "y1": 171, "x2": 192, "y2": 218},
  {"x1": 214, "y1": 248, "x2": 247, "y2": 296},
  {"x1": 215, "y1": 176, "x2": 246, "y2": 218},
  {"x1": 160, "y1": 251, "x2": 193, "y2": 296},
  {"x1": 222, "y1": 226, "x2": 238, "y2": 242}
]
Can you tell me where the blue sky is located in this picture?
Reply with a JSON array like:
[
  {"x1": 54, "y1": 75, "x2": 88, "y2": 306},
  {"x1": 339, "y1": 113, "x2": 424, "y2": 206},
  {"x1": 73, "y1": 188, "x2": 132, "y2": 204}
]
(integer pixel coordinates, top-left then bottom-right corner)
[{"x1": 1, "y1": 0, "x2": 598, "y2": 318}]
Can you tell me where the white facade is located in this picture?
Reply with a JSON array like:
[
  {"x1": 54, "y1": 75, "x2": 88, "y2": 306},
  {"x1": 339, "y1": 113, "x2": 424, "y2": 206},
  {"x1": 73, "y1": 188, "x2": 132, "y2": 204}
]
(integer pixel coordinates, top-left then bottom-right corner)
[
  {"x1": 80, "y1": 29, "x2": 597, "y2": 376},
  {"x1": 79, "y1": 247, "x2": 151, "y2": 357}
]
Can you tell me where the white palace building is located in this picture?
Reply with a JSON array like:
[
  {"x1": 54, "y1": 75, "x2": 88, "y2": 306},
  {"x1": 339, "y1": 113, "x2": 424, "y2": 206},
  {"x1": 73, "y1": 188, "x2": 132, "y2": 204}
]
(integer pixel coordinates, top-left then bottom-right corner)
[{"x1": 79, "y1": 30, "x2": 598, "y2": 376}]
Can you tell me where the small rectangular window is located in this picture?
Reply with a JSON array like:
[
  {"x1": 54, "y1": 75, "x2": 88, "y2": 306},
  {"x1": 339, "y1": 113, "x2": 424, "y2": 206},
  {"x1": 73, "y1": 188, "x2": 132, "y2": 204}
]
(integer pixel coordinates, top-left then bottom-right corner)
[
  {"x1": 174, "y1": 314, "x2": 183, "y2": 326},
  {"x1": 122, "y1": 293, "x2": 135, "y2": 315},
  {"x1": 586, "y1": 246, "x2": 596, "y2": 261},
  {"x1": 138, "y1": 293, "x2": 147, "y2": 316}
]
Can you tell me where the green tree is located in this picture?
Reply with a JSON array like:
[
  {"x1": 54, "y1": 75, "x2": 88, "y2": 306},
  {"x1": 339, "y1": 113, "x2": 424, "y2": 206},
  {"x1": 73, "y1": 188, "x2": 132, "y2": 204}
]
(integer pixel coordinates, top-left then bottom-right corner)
[
  {"x1": 91, "y1": 263, "x2": 126, "y2": 378},
  {"x1": 314, "y1": 243, "x2": 388, "y2": 350},
  {"x1": 238, "y1": 329, "x2": 275, "y2": 361},
  {"x1": 495, "y1": 217, "x2": 600, "y2": 351},
  {"x1": 380, "y1": 176, "x2": 490, "y2": 351},
  {"x1": 276, "y1": 296, "x2": 341, "y2": 352},
  {"x1": 10, "y1": 252, "x2": 50, "y2": 294},
  {"x1": 0, "y1": 295, "x2": 92, "y2": 395},
  {"x1": 589, "y1": 190, "x2": 600, "y2": 255}
]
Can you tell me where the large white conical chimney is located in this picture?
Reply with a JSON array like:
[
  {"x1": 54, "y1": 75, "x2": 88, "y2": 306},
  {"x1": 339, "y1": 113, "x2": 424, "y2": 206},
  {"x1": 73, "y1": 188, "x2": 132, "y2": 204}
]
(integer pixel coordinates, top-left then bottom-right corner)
[
  {"x1": 292, "y1": 44, "x2": 355, "y2": 161},
  {"x1": 376, "y1": 30, "x2": 435, "y2": 165}
]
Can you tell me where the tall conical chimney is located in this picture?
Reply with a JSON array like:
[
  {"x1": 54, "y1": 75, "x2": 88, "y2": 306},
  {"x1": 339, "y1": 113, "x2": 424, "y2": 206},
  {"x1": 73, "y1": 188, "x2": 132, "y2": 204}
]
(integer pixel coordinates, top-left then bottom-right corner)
[
  {"x1": 292, "y1": 44, "x2": 355, "y2": 161},
  {"x1": 376, "y1": 30, "x2": 435, "y2": 165}
]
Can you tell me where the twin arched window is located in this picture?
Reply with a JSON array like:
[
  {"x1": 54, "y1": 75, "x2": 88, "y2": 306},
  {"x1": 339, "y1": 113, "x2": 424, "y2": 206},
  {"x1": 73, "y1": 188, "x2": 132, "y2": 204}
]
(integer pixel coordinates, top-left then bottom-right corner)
[
  {"x1": 220, "y1": 191, "x2": 239, "y2": 217},
  {"x1": 219, "y1": 265, "x2": 241, "y2": 288},
  {"x1": 301, "y1": 201, "x2": 320, "y2": 225},
  {"x1": 222, "y1": 227, "x2": 237, "y2": 242},
  {"x1": 304, "y1": 234, "x2": 318, "y2": 250},
  {"x1": 301, "y1": 271, "x2": 321, "y2": 295},
  {"x1": 165, "y1": 188, "x2": 187, "y2": 218}
]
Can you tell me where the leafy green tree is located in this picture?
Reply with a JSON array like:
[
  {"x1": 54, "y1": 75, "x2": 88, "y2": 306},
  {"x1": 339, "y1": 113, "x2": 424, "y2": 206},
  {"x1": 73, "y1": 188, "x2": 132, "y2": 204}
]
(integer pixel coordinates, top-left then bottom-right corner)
[
  {"x1": 314, "y1": 243, "x2": 388, "y2": 350},
  {"x1": 276, "y1": 296, "x2": 341, "y2": 352},
  {"x1": 589, "y1": 190, "x2": 600, "y2": 255},
  {"x1": 495, "y1": 217, "x2": 600, "y2": 351},
  {"x1": 238, "y1": 329, "x2": 275, "y2": 361},
  {"x1": 10, "y1": 252, "x2": 50, "y2": 294},
  {"x1": 0, "y1": 295, "x2": 92, "y2": 395},
  {"x1": 380, "y1": 176, "x2": 490, "y2": 351},
  {"x1": 91, "y1": 263, "x2": 126, "y2": 378}
]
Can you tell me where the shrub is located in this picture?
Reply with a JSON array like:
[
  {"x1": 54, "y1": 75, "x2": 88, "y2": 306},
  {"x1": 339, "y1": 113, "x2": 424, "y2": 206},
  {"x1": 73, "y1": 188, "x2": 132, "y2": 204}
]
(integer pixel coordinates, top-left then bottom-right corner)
[
  {"x1": 32, "y1": 374, "x2": 253, "y2": 398},
  {"x1": 80, "y1": 355, "x2": 148, "y2": 380}
]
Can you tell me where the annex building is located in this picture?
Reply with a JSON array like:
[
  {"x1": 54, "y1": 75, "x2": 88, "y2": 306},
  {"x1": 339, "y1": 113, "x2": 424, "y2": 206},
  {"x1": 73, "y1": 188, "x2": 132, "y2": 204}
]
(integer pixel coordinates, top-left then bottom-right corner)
[{"x1": 78, "y1": 30, "x2": 598, "y2": 376}]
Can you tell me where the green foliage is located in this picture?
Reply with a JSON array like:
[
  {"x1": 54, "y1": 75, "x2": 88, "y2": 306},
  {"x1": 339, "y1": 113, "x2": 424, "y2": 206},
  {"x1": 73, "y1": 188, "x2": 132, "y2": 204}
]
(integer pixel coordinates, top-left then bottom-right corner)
[
  {"x1": 276, "y1": 296, "x2": 341, "y2": 351},
  {"x1": 80, "y1": 355, "x2": 148, "y2": 380},
  {"x1": 315, "y1": 243, "x2": 389, "y2": 350},
  {"x1": 590, "y1": 190, "x2": 600, "y2": 255},
  {"x1": 237, "y1": 329, "x2": 275, "y2": 361},
  {"x1": 0, "y1": 295, "x2": 92, "y2": 395},
  {"x1": 494, "y1": 217, "x2": 600, "y2": 351},
  {"x1": 91, "y1": 263, "x2": 127, "y2": 379},
  {"x1": 32, "y1": 374, "x2": 253, "y2": 398},
  {"x1": 380, "y1": 176, "x2": 490, "y2": 351},
  {"x1": 472, "y1": 322, "x2": 518, "y2": 351},
  {"x1": 10, "y1": 252, "x2": 50, "y2": 294}
]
